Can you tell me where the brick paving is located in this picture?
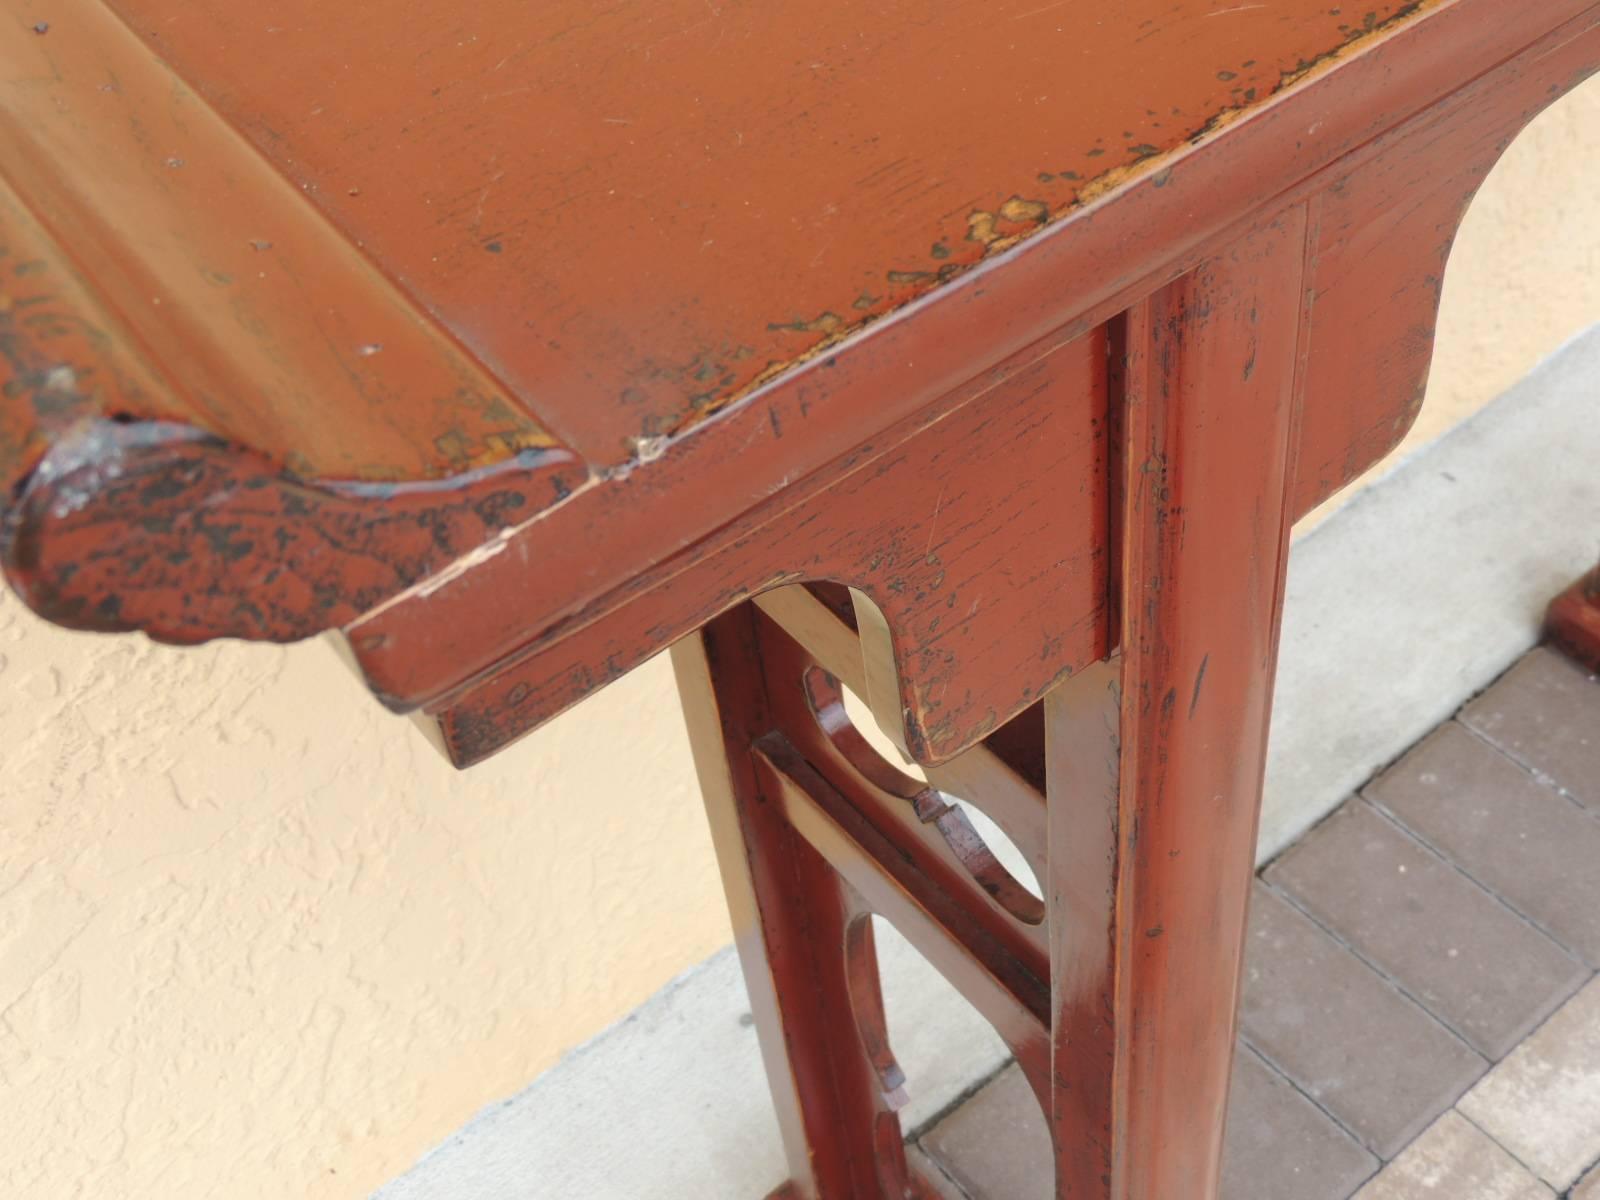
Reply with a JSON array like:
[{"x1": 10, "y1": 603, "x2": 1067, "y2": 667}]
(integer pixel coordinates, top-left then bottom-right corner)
[{"x1": 914, "y1": 646, "x2": 1600, "y2": 1199}]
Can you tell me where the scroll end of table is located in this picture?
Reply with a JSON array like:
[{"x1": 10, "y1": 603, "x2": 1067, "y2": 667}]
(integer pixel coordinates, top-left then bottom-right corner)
[{"x1": 3, "y1": 416, "x2": 584, "y2": 648}]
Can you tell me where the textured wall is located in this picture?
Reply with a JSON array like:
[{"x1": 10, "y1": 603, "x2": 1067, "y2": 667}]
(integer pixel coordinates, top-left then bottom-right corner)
[
  {"x1": 0, "y1": 621, "x2": 725, "y2": 1199},
  {"x1": 2, "y1": 77, "x2": 1598, "y2": 1200}
]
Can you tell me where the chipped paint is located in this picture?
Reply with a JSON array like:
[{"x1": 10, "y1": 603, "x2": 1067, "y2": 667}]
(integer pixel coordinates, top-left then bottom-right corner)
[
  {"x1": 655, "y1": 1, "x2": 1439, "y2": 447},
  {"x1": 967, "y1": 210, "x2": 1002, "y2": 247},
  {"x1": 4, "y1": 415, "x2": 588, "y2": 643},
  {"x1": 768, "y1": 312, "x2": 845, "y2": 336},
  {"x1": 628, "y1": 433, "x2": 670, "y2": 463},
  {"x1": 998, "y1": 196, "x2": 1049, "y2": 225},
  {"x1": 4, "y1": 0, "x2": 1450, "y2": 501},
  {"x1": 413, "y1": 526, "x2": 514, "y2": 597},
  {"x1": 41, "y1": 364, "x2": 77, "y2": 392}
]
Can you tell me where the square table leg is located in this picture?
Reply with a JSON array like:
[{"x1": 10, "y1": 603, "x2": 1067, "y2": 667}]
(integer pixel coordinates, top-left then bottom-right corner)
[
  {"x1": 1045, "y1": 210, "x2": 1305, "y2": 1196},
  {"x1": 671, "y1": 208, "x2": 1308, "y2": 1200},
  {"x1": 673, "y1": 610, "x2": 936, "y2": 1200},
  {"x1": 1548, "y1": 563, "x2": 1600, "y2": 672}
]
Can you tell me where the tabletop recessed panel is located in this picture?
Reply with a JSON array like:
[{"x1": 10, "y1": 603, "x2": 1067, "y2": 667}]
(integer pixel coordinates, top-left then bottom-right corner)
[{"x1": 106, "y1": 0, "x2": 1419, "y2": 463}]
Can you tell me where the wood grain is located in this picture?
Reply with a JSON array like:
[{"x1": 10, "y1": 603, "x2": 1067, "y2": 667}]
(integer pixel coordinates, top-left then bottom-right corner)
[
  {"x1": 1047, "y1": 211, "x2": 1307, "y2": 1198},
  {"x1": 6, "y1": 7, "x2": 1599, "y2": 1196}
]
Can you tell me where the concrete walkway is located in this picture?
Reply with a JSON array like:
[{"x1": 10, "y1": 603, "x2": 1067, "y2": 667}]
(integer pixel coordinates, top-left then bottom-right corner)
[{"x1": 917, "y1": 645, "x2": 1600, "y2": 1199}]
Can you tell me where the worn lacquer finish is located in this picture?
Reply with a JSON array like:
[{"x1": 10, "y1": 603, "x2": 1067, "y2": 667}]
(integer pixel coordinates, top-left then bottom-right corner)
[
  {"x1": 346, "y1": 0, "x2": 1600, "y2": 761},
  {"x1": 1548, "y1": 564, "x2": 1600, "y2": 673},
  {"x1": 1296, "y1": 10, "x2": 1600, "y2": 509},
  {"x1": 428, "y1": 334, "x2": 1109, "y2": 765},
  {"x1": 1048, "y1": 213, "x2": 1307, "y2": 1196},
  {"x1": 4, "y1": 0, "x2": 1598, "y2": 766},
  {"x1": 0, "y1": 3, "x2": 582, "y2": 639},
  {"x1": 674, "y1": 600, "x2": 1051, "y2": 1200},
  {"x1": 0, "y1": 2, "x2": 562, "y2": 483},
  {"x1": 673, "y1": 611, "x2": 947, "y2": 1200},
  {"x1": 6, "y1": 3, "x2": 1600, "y2": 1197},
  {"x1": 672, "y1": 211, "x2": 1307, "y2": 1197},
  {"x1": 100, "y1": 0, "x2": 1420, "y2": 459}
]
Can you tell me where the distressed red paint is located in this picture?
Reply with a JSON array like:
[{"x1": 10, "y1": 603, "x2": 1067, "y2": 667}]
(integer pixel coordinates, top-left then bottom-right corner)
[
  {"x1": 1548, "y1": 564, "x2": 1600, "y2": 674},
  {"x1": 4, "y1": 1, "x2": 1598, "y2": 1197}
]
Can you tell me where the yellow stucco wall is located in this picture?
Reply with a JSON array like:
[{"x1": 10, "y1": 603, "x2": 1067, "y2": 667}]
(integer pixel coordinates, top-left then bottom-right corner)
[{"x1": 3, "y1": 79, "x2": 1598, "y2": 1200}]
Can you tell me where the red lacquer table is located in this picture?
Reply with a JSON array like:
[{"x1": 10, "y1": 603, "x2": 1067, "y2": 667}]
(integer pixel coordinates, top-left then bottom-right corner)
[{"x1": 6, "y1": 2, "x2": 1600, "y2": 1196}]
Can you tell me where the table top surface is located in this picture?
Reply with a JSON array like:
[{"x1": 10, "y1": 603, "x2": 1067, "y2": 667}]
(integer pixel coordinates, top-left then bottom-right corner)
[
  {"x1": 112, "y1": 0, "x2": 1428, "y2": 468},
  {"x1": 4, "y1": 0, "x2": 1425, "y2": 493}
]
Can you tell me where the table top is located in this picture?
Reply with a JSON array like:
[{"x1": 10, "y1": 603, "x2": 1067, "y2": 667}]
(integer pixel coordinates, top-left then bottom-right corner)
[
  {"x1": 7, "y1": 0, "x2": 1425, "y2": 490},
  {"x1": 3, "y1": 0, "x2": 1592, "y2": 760},
  {"x1": 94, "y1": 0, "x2": 1431, "y2": 466}
]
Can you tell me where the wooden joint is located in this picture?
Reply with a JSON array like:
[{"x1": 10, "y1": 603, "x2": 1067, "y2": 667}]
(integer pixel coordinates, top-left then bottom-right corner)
[
  {"x1": 753, "y1": 733, "x2": 1051, "y2": 1039},
  {"x1": 754, "y1": 586, "x2": 1049, "y2": 881}
]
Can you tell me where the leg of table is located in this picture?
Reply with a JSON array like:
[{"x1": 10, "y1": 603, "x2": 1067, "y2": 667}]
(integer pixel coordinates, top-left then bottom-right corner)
[
  {"x1": 673, "y1": 208, "x2": 1308, "y2": 1199},
  {"x1": 672, "y1": 609, "x2": 921, "y2": 1200},
  {"x1": 1047, "y1": 210, "x2": 1309, "y2": 1198},
  {"x1": 1548, "y1": 562, "x2": 1600, "y2": 672}
]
